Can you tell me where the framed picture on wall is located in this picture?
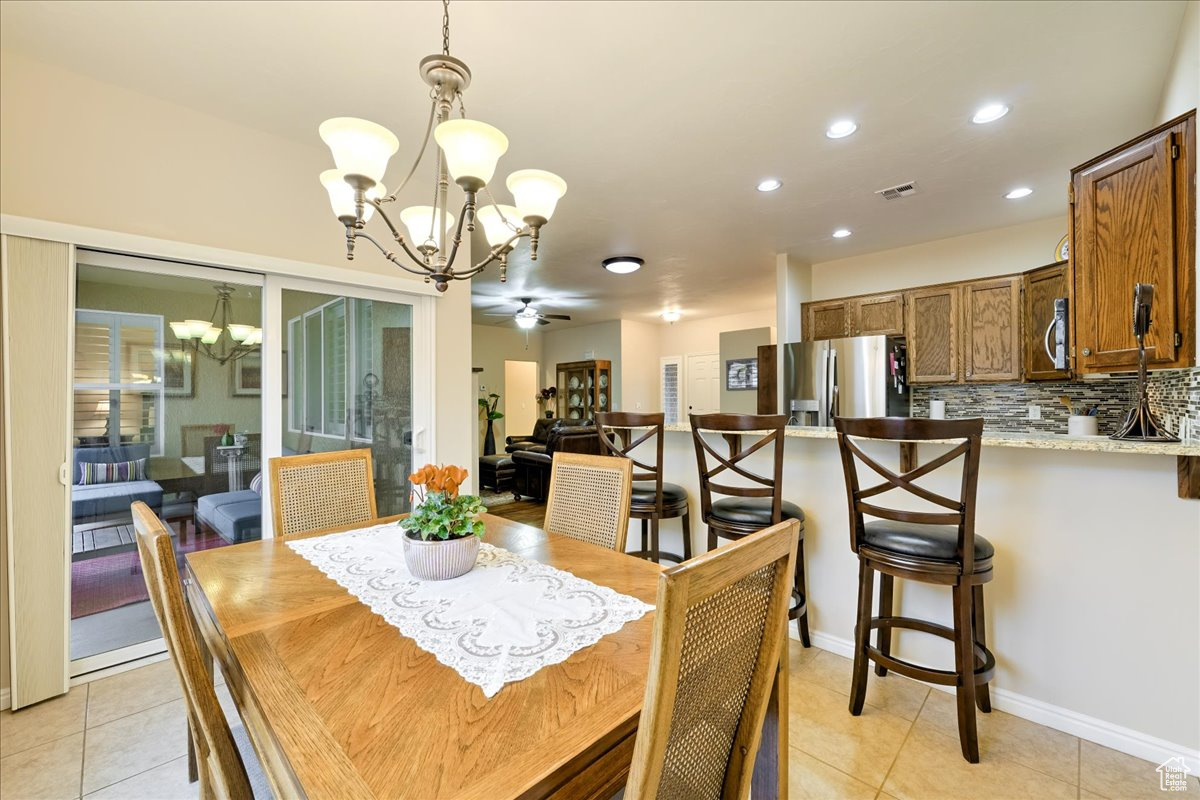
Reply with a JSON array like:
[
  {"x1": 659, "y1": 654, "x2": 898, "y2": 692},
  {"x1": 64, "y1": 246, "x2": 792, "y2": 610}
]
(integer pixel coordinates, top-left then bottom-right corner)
[
  {"x1": 725, "y1": 357, "x2": 758, "y2": 391},
  {"x1": 164, "y1": 347, "x2": 196, "y2": 397},
  {"x1": 232, "y1": 352, "x2": 262, "y2": 396}
]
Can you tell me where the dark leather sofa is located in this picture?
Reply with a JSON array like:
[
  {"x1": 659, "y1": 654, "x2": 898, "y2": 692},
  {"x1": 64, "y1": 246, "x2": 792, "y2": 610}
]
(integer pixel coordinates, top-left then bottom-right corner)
[
  {"x1": 511, "y1": 422, "x2": 602, "y2": 501},
  {"x1": 505, "y1": 417, "x2": 591, "y2": 456}
]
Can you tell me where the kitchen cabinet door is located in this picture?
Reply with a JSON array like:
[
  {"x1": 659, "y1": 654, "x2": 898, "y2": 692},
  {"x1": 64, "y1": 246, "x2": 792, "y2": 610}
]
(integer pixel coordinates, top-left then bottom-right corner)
[
  {"x1": 852, "y1": 293, "x2": 904, "y2": 336},
  {"x1": 1071, "y1": 112, "x2": 1195, "y2": 373},
  {"x1": 906, "y1": 286, "x2": 959, "y2": 384},
  {"x1": 803, "y1": 299, "x2": 851, "y2": 340},
  {"x1": 1023, "y1": 261, "x2": 1071, "y2": 381},
  {"x1": 963, "y1": 277, "x2": 1021, "y2": 382}
]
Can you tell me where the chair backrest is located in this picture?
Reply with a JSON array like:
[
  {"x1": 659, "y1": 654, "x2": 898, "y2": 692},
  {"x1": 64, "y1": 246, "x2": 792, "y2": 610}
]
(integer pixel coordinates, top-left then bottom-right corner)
[
  {"x1": 182, "y1": 424, "x2": 225, "y2": 458},
  {"x1": 130, "y1": 502, "x2": 253, "y2": 800},
  {"x1": 269, "y1": 449, "x2": 378, "y2": 536},
  {"x1": 597, "y1": 412, "x2": 664, "y2": 510},
  {"x1": 625, "y1": 519, "x2": 799, "y2": 800},
  {"x1": 543, "y1": 452, "x2": 633, "y2": 551},
  {"x1": 834, "y1": 416, "x2": 983, "y2": 569},
  {"x1": 689, "y1": 413, "x2": 787, "y2": 524}
]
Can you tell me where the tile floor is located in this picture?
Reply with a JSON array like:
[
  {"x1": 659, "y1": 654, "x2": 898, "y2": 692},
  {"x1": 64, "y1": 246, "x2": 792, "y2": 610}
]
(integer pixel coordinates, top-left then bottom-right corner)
[{"x1": 1, "y1": 643, "x2": 1194, "y2": 799}]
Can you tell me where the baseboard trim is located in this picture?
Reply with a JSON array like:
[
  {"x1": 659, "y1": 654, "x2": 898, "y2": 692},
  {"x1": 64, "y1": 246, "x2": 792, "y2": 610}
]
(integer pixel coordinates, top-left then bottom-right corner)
[
  {"x1": 791, "y1": 628, "x2": 1200, "y2": 774},
  {"x1": 0, "y1": 687, "x2": 10, "y2": 711}
]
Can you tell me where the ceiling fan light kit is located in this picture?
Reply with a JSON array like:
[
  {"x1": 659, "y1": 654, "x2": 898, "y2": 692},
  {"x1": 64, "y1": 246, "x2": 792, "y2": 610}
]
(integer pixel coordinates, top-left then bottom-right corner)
[{"x1": 316, "y1": 0, "x2": 566, "y2": 292}]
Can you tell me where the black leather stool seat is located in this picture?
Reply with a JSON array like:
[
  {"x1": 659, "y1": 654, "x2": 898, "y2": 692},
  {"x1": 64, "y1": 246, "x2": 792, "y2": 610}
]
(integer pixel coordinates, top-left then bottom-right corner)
[
  {"x1": 630, "y1": 481, "x2": 688, "y2": 507},
  {"x1": 709, "y1": 497, "x2": 804, "y2": 527},
  {"x1": 862, "y1": 520, "x2": 994, "y2": 562}
]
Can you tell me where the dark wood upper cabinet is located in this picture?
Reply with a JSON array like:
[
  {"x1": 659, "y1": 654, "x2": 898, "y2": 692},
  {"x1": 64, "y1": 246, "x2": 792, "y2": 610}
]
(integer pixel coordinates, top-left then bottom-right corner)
[
  {"x1": 906, "y1": 285, "x2": 959, "y2": 384},
  {"x1": 1023, "y1": 261, "x2": 1071, "y2": 381},
  {"x1": 1071, "y1": 110, "x2": 1195, "y2": 373},
  {"x1": 962, "y1": 277, "x2": 1021, "y2": 382},
  {"x1": 803, "y1": 299, "x2": 851, "y2": 340},
  {"x1": 852, "y1": 293, "x2": 905, "y2": 336}
]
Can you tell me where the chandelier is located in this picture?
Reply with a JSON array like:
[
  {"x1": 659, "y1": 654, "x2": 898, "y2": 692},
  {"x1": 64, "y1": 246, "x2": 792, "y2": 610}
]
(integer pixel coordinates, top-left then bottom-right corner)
[
  {"x1": 316, "y1": 0, "x2": 567, "y2": 292},
  {"x1": 169, "y1": 283, "x2": 262, "y2": 365}
]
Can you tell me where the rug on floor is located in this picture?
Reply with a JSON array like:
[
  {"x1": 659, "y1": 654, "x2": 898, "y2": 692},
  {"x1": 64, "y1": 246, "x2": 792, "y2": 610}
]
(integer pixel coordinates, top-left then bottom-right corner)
[{"x1": 480, "y1": 489, "x2": 518, "y2": 508}]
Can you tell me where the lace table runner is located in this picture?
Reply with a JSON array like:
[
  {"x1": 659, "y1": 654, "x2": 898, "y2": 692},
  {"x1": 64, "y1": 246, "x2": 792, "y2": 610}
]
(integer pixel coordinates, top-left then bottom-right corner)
[{"x1": 286, "y1": 522, "x2": 653, "y2": 697}]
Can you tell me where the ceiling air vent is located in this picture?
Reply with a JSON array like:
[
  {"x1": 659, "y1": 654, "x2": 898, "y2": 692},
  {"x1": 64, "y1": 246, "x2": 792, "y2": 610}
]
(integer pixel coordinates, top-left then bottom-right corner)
[{"x1": 875, "y1": 181, "x2": 918, "y2": 200}]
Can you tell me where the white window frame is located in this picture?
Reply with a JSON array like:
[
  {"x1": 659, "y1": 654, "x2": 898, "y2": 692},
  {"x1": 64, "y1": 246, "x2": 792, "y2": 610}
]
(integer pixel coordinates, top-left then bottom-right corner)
[
  {"x1": 73, "y1": 308, "x2": 166, "y2": 456},
  {"x1": 286, "y1": 296, "x2": 375, "y2": 444},
  {"x1": 660, "y1": 355, "x2": 683, "y2": 425}
]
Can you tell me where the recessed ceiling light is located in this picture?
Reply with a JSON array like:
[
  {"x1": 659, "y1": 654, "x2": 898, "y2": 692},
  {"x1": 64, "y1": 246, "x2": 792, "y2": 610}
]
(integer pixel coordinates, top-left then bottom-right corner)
[
  {"x1": 757, "y1": 178, "x2": 783, "y2": 192},
  {"x1": 832, "y1": 228, "x2": 852, "y2": 239},
  {"x1": 972, "y1": 103, "x2": 1009, "y2": 124},
  {"x1": 1005, "y1": 187, "x2": 1033, "y2": 199},
  {"x1": 602, "y1": 256, "x2": 643, "y2": 274},
  {"x1": 826, "y1": 120, "x2": 858, "y2": 139},
  {"x1": 661, "y1": 310, "x2": 681, "y2": 323}
]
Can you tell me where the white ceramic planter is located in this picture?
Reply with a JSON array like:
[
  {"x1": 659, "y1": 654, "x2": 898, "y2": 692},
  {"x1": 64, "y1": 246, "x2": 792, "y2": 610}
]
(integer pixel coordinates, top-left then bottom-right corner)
[{"x1": 403, "y1": 533, "x2": 480, "y2": 580}]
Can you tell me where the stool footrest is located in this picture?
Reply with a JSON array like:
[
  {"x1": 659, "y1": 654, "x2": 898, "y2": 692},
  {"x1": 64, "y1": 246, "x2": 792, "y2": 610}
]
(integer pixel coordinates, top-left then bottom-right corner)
[
  {"x1": 862, "y1": 615, "x2": 996, "y2": 686},
  {"x1": 789, "y1": 589, "x2": 807, "y2": 621},
  {"x1": 628, "y1": 549, "x2": 684, "y2": 565}
]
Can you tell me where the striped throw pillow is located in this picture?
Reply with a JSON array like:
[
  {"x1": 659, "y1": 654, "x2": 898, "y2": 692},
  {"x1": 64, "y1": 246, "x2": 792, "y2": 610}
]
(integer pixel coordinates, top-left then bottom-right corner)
[
  {"x1": 249, "y1": 472, "x2": 263, "y2": 495},
  {"x1": 79, "y1": 458, "x2": 147, "y2": 485}
]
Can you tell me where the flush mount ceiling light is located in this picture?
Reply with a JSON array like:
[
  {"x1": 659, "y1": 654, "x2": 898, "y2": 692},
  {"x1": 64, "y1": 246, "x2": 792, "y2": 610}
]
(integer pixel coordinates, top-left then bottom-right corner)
[
  {"x1": 826, "y1": 119, "x2": 858, "y2": 139},
  {"x1": 972, "y1": 102, "x2": 1010, "y2": 124},
  {"x1": 661, "y1": 310, "x2": 682, "y2": 323},
  {"x1": 316, "y1": 0, "x2": 566, "y2": 292},
  {"x1": 756, "y1": 178, "x2": 783, "y2": 192},
  {"x1": 832, "y1": 228, "x2": 852, "y2": 239},
  {"x1": 1005, "y1": 187, "x2": 1033, "y2": 199},
  {"x1": 603, "y1": 256, "x2": 644, "y2": 274}
]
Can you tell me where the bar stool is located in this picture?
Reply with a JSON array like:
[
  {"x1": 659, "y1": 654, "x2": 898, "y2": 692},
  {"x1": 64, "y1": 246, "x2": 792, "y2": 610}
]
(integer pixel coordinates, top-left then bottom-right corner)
[
  {"x1": 689, "y1": 413, "x2": 810, "y2": 646},
  {"x1": 596, "y1": 412, "x2": 692, "y2": 564},
  {"x1": 833, "y1": 416, "x2": 996, "y2": 763}
]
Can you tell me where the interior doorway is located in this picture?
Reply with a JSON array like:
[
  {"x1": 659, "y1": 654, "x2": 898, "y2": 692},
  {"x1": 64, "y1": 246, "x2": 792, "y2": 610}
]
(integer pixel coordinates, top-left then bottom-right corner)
[
  {"x1": 503, "y1": 360, "x2": 540, "y2": 441},
  {"x1": 686, "y1": 352, "x2": 721, "y2": 415}
]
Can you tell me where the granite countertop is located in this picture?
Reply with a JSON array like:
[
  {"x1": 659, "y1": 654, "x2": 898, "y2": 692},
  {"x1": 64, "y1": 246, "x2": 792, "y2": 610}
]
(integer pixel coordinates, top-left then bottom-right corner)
[{"x1": 662, "y1": 423, "x2": 1200, "y2": 456}]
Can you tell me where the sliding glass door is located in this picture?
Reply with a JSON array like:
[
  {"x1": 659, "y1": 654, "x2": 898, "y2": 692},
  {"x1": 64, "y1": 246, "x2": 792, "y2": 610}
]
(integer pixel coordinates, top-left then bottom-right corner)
[
  {"x1": 70, "y1": 253, "x2": 263, "y2": 674},
  {"x1": 271, "y1": 281, "x2": 427, "y2": 524}
]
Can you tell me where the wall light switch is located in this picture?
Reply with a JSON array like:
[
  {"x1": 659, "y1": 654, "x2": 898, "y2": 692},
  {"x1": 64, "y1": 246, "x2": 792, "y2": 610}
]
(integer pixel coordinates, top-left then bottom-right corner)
[{"x1": 1027, "y1": 404, "x2": 1041, "y2": 420}]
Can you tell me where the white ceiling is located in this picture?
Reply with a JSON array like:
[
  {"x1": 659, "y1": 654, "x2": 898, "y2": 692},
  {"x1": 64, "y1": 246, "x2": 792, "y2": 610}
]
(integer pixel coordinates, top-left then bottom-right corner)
[{"x1": 1, "y1": 1, "x2": 1188, "y2": 327}]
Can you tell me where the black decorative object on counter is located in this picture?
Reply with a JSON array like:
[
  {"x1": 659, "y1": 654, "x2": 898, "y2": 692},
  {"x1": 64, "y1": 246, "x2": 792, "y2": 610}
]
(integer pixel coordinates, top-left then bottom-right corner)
[{"x1": 1112, "y1": 283, "x2": 1179, "y2": 442}]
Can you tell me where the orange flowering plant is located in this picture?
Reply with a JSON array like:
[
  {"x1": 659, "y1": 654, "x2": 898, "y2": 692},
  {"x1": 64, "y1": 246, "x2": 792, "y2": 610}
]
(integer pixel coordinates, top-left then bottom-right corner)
[{"x1": 400, "y1": 464, "x2": 486, "y2": 541}]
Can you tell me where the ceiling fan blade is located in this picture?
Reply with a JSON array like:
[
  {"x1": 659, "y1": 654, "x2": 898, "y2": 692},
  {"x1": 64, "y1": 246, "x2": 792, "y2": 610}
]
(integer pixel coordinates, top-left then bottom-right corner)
[
  {"x1": 541, "y1": 314, "x2": 571, "y2": 320},
  {"x1": 483, "y1": 312, "x2": 517, "y2": 316},
  {"x1": 537, "y1": 318, "x2": 551, "y2": 325}
]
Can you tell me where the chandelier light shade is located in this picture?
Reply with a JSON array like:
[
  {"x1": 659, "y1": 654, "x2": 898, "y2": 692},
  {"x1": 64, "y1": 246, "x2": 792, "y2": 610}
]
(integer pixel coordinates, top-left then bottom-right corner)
[
  {"x1": 433, "y1": 119, "x2": 509, "y2": 189},
  {"x1": 315, "y1": 0, "x2": 566, "y2": 292},
  {"x1": 475, "y1": 204, "x2": 522, "y2": 248},
  {"x1": 171, "y1": 284, "x2": 261, "y2": 365},
  {"x1": 506, "y1": 169, "x2": 568, "y2": 224},
  {"x1": 321, "y1": 170, "x2": 385, "y2": 222},
  {"x1": 318, "y1": 118, "x2": 400, "y2": 185}
]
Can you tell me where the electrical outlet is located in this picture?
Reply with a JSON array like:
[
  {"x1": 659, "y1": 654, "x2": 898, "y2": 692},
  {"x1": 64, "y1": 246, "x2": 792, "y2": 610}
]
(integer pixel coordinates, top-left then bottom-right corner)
[
  {"x1": 479, "y1": 384, "x2": 486, "y2": 392},
  {"x1": 1027, "y1": 404, "x2": 1041, "y2": 420},
  {"x1": 636, "y1": 402, "x2": 642, "y2": 409}
]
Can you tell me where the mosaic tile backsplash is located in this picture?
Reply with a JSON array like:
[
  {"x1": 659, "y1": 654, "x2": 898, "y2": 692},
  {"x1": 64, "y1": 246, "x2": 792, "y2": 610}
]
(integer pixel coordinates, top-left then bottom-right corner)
[{"x1": 910, "y1": 366, "x2": 1200, "y2": 439}]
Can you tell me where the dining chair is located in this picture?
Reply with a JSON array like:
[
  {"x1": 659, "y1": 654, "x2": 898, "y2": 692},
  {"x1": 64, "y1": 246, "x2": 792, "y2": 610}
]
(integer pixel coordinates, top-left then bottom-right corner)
[
  {"x1": 543, "y1": 452, "x2": 633, "y2": 551},
  {"x1": 130, "y1": 501, "x2": 268, "y2": 799},
  {"x1": 596, "y1": 411, "x2": 692, "y2": 564},
  {"x1": 834, "y1": 416, "x2": 995, "y2": 763},
  {"x1": 269, "y1": 449, "x2": 377, "y2": 537},
  {"x1": 689, "y1": 413, "x2": 810, "y2": 646},
  {"x1": 625, "y1": 519, "x2": 800, "y2": 800}
]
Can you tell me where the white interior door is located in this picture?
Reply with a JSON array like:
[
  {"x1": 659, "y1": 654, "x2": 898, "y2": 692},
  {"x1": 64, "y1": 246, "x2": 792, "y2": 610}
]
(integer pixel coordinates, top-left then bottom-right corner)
[
  {"x1": 503, "y1": 360, "x2": 539, "y2": 441},
  {"x1": 685, "y1": 352, "x2": 721, "y2": 415}
]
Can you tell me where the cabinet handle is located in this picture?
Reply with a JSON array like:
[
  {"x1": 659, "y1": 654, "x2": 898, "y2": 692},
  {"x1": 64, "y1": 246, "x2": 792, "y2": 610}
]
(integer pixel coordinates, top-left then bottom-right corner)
[{"x1": 1082, "y1": 347, "x2": 1091, "y2": 356}]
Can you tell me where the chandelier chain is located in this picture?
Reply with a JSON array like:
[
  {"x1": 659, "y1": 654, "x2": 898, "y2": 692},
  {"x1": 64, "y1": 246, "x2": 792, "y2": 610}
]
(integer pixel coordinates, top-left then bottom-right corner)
[{"x1": 442, "y1": 0, "x2": 450, "y2": 56}]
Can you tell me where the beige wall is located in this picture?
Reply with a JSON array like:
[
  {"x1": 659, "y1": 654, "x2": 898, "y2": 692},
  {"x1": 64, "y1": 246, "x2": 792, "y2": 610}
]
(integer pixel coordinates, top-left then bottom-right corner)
[
  {"x1": 1158, "y1": 0, "x2": 1199, "y2": 123},
  {"x1": 810, "y1": 216, "x2": 1068, "y2": 301},
  {"x1": 1, "y1": 292, "x2": 8, "y2": 703},
  {"x1": 657, "y1": 308, "x2": 777, "y2": 361},
  {"x1": 541, "y1": 321, "x2": 622, "y2": 411},
  {"x1": 719, "y1": 327, "x2": 773, "y2": 414},
  {"x1": 470, "y1": 324, "x2": 544, "y2": 443},
  {"x1": 619, "y1": 320, "x2": 660, "y2": 414},
  {"x1": 0, "y1": 51, "x2": 474, "y2": 695}
]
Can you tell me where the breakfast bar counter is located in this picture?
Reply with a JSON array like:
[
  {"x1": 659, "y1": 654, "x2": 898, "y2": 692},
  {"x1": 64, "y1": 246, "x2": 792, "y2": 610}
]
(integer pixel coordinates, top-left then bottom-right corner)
[{"x1": 652, "y1": 424, "x2": 1200, "y2": 769}]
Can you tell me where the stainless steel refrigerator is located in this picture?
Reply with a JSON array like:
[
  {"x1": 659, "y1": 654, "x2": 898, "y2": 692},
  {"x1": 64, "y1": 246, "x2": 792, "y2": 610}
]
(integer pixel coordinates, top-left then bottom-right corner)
[{"x1": 781, "y1": 336, "x2": 909, "y2": 427}]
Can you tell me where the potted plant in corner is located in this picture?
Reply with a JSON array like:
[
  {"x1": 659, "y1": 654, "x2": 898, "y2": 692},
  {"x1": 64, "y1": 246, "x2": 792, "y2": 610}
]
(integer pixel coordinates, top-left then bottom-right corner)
[
  {"x1": 400, "y1": 464, "x2": 486, "y2": 580},
  {"x1": 479, "y1": 393, "x2": 503, "y2": 455}
]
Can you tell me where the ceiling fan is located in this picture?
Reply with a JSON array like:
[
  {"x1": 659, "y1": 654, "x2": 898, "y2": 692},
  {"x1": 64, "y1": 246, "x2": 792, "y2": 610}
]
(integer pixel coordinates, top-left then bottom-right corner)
[{"x1": 485, "y1": 298, "x2": 572, "y2": 328}]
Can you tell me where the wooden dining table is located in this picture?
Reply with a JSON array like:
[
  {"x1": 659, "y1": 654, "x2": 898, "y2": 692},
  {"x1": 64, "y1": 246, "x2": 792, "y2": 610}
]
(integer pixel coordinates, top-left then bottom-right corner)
[{"x1": 185, "y1": 512, "x2": 788, "y2": 799}]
